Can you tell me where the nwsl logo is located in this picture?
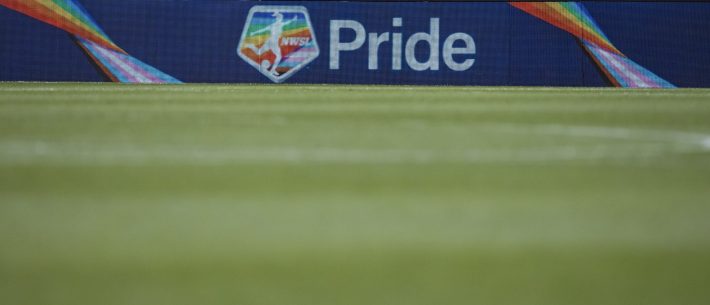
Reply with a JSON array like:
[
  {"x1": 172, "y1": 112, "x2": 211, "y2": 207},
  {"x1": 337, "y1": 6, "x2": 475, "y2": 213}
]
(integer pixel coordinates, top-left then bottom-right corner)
[{"x1": 237, "y1": 6, "x2": 320, "y2": 83}]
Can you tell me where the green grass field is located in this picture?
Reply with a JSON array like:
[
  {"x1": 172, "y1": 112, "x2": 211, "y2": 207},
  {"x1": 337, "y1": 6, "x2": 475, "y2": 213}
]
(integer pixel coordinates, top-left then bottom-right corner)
[{"x1": 1, "y1": 83, "x2": 710, "y2": 305}]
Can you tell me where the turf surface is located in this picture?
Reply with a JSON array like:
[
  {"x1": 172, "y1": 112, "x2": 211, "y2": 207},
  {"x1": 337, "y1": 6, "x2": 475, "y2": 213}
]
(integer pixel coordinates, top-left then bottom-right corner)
[{"x1": 1, "y1": 83, "x2": 710, "y2": 305}]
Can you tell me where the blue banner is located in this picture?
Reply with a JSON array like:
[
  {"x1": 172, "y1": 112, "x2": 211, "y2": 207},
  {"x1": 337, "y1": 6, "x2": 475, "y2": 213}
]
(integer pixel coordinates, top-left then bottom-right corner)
[{"x1": 1, "y1": 1, "x2": 709, "y2": 87}]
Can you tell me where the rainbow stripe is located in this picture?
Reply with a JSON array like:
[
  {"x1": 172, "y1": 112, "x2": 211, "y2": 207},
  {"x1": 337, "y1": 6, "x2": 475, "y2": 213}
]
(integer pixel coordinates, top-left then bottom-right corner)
[
  {"x1": 0, "y1": 0, "x2": 180, "y2": 83},
  {"x1": 0, "y1": 0, "x2": 121, "y2": 52},
  {"x1": 511, "y1": 2, "x2": 674, "y2": 88},
  {"x1": 581, "y1": 41, "x2": 674, "y2": 88},
  {"x1": 76, "y1": 38, "x2": 180, "y2": 84}
]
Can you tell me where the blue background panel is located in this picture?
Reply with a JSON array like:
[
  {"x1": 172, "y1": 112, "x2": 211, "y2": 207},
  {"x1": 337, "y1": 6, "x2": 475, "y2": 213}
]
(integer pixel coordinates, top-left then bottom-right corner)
[{"x1": 1, "y1": 1, "x2": 709, "y2": 87}]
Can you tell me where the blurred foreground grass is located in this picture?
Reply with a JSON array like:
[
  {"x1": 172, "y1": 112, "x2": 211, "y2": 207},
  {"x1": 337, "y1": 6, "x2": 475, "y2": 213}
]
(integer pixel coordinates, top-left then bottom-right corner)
[{"x1": 1, "y1": 84, "x2": 710, "y2": 305}]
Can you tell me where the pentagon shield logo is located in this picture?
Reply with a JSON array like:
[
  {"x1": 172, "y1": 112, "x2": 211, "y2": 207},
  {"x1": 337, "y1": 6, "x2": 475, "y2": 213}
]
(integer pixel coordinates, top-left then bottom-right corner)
[{"x1": 237, "y1": 6, "x2": 319, "y2": 83}]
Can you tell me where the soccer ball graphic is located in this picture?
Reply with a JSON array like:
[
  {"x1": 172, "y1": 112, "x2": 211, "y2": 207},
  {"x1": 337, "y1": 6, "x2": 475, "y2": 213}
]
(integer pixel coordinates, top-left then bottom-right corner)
[{"x1": 260, "y1": 60, "x2": 271, "y2": 70}]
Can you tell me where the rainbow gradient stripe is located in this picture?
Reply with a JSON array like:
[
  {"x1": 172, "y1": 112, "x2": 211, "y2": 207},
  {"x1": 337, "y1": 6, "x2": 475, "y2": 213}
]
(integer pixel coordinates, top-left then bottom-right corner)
[
  {"x1": 581, "y1": 41, "x2": 674, "y2": 88},
  {"x1": 76, "y1": 38, "x2": 181, "y2": 84},
  {"x1": 238, "y1": 10, "x2": 319, "y2": 80},
  {"x1": 0, "y1": 0, "x2": 121, "y2": 52},
  {"x1": 511, "y1": 2, "x2": 674, "y2": 88},
  {"x1": 0, "y1": 0, "x2": 180, "y2": 83},
  {"x1": 511, "y1": 2, "x2": 620, "y2": 55}
]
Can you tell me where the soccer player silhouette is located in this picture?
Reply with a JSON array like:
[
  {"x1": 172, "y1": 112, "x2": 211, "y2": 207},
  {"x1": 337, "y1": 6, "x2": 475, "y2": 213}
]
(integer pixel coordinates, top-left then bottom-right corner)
[{"x1": 245, "y1": 12, "x2": 298, "y2": 76}]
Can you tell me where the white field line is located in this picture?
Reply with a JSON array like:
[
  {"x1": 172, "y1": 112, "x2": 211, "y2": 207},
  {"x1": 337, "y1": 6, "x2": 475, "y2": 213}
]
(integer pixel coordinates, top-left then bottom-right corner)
[
  {"x1": 0, "y1": 124, "x2": 708, "y2": 165},
  {"x1": 0, "y1": 143, "x2": 679, "y2": 165},
  {"x1": 474, "y1": 123, "x2": 710, "y2": 149},
  {"x1": 395, "y1": 121, "x2": 710, "y2": 152}
]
